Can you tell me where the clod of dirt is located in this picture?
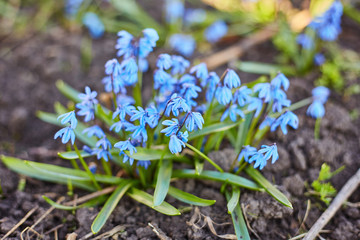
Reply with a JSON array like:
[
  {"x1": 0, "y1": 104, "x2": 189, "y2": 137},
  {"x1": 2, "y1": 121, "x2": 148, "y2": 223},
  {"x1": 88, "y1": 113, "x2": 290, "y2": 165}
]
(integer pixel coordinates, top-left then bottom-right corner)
[
  {"x1": 0, "y1": 167, "x2": 18, "y2": 193},
  {"x1": 290, "y1": 142, "x2": 307, "y2": 170},
  {"x1": 283, "y1": 174, "x2": 305, "y2": 196},
  {"x1": 331, "y1": 216, "x2": 360, "y2": 240},
  {"x1": 266, "y1": 145, "x2": 291, "y2": 172},
  {"x1": 207, "y1": 148, "x2": 237, "y2": 172},
  {"x1": 75, "y1": 207, "x2": 98, "y2": 236},
  {"x1": 136, "y1": 226, "x2": 156, "y2": 239}
]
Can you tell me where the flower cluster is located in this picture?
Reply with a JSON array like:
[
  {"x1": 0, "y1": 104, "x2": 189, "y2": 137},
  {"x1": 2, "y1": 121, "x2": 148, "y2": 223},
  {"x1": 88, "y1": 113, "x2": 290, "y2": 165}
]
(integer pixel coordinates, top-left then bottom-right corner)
[
  {"x1": 309, "y1": 0, "x2": 343, "y2": 41},
  {"x1": 54, "y1": 28, "x2": 330, "y2": 172}
]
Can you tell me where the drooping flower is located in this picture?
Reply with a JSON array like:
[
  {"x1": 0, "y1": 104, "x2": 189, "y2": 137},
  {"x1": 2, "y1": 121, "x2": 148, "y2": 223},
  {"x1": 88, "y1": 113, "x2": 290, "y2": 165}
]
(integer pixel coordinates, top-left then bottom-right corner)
[
  {"x1": 238, "y1": 145, "x2": 257, "y2": 162},
  {"x1": 271, "y1": 73, "x2": 290, "y2": 91},
  {"x1": 128, "y1": 124, "x2": 148, "y2": 142},
  {"x1": 113, "y1": 104, "x2": 136, "y2": 120},
  {"x1": 110, "y1": 120, "x2": 134, "y2": 133},
  {"x1": 169, "y1": 134, "x2": 186, "y2": 154},
  {"x1": 205, "y1": 72, "x2": 220, "y2": 101},
  {"x1": 224, "y1": 69, "x2": 241, "y2": 89},
  {"x1": 58, "y1": 111, "x2": 78, "y2": 129},
  {"x1": 114, "y1": 139, "x2": 137, "y2": 165},
  {"x1": 185, "y1": 112, "x2": 204, "y2": 132},
  {"x1": 120, "y1": 58, "x2": 138, "y2": 86},
  {"x1": 76, "y1": 103, "x2": 95, "y2": 122},
  {"x1": 82, "y1": 12, "x2": 105, "y2": 39},
  {"x1": 130, "y1": 107, "x2": 147, "y2": 126},
  {"x1": 248, "y1": 152, "x2": 267, "y2": 170},
  {"x1": 307, "y1": 101, "x2": 325, "y2": 118},
  {"x1": 259, "y1": 117, "x2": 276, "y2": 130},
  {"x1": 314, "y1": 53, "x2": 325, "y2": 66},
  {"x1": 205, "y1": 20, "x2": 228, "y2": 43},
  {"x1": 171, "y1": 55, "x2": 190, "y2": 75},
  {"x1": 161, "y1": 118, "x2": 180, "y2": 136},
  {"x1": 54, "y1": 126, "x2": 76, "y2": 145},
  {"x1": 296, "y1": 34, "x2": 314, "y2": 49},
  {"x1": 247, "y1": 97, "x2": 263, "y2": 117},
  {"x1": 137, "y1": 160, "x2": 151, "y2": 169},
  {"x1": 96, "y1": 137, "x2": 112, "y2": 150},
  {"x1": 145, "y1": 105, "x2": 160, "y2": 128},
  {"x1": 254, "y1": 83, "x2": 271, "y2": 103},
  {"x1": 258, "y1": 144, "x2": 279, "y2": 164},
  {"x1": 93, "y1": 148, "x2": 112, "y2": 162},
  {"x1": 115, "y1": 30, "x2": 134, "y2": 58},
  {"x1": 164, "y1": 0, "x2": 184, "y2": 24},
  {"x1": 233, "y1": 86, "x2": 252, "y2": 107},
  {"x1": 83, "y1": 125, "x2": 105, "y2": 138},
  {"x1": 215, "y1": 85, "x2": 232, "y2": 105},
  {"x1": 221, "y1": 105, "x2": 245, "y2": 122},
  {"x1": 309, "y1": 0, "x2": 343, "y2": 41},
  {"x1": 169, "y1": 34, "x2": 196, "y2": 57},
  {"x1": 312, "y1": 86, "x2": 330, "y2": 104},
  {"x1": 78, "y1": 86, "x2": 98, "y2": 105},
  {"x1": 157, "y1": 54, "x2": 172, "y2": 70},
  {"x1": 270, "y1": 111, "x2": 299, "y2": 135},
  {"x1": 190, "y1": 63, "x2": 208, "y2": 82},
  {"x1": 165, "y1": 94, "x2": 190, "y2": 117}
]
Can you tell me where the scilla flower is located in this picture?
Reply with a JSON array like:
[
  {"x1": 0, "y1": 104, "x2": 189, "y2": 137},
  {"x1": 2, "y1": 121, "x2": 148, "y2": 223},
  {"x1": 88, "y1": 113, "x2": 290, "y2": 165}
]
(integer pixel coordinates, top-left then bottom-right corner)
[
  {"x1": 169, "y1": 133, "x2": 187, "y2": 154},
  {"x1": 82, "y1": 12, "x2": 105, "y2": 39},
  {"x1": 205, "y1": 20, "x2": 228, "y2": 43},
  {"x1": 54, "y1": 111, "x2": 78, "y2": 145},
  {"x1": 169, "y1": 34, "x2": 196, "y2": 57},
  {"x1": 224, "y1": 69, "x2": 241, "y2": 89},
  {"x1": 185, "y1": 112, "x2": 204, "y2": 132},
  {"x1": 114, "y1": 139, "x2": 137, "y2": 165},
  {"x1": 270, "y1": 111, "x2": 299, "y2": 135},
  {"x1": 215, "y1": 85, "x2": 232, "y2": 105}
]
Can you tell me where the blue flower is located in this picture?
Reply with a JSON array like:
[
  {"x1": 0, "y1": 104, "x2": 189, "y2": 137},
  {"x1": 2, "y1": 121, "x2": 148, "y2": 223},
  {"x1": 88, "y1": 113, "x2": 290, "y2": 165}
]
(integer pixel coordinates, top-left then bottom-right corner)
[
  {"x1": 205, "y1": 20, "x2": 228, "y2": 43},
  {"x1": 54, "y1": 126, "x2": 76, "y2": 145},
  {"x1": 224, "y1": 69, "x2": 241, "y2": 89},
  {"x1": 115, "y1": 30, "x2": 134, "y2": 58},
  {"x1": 114, "y1": 139, "x2": 137, "y2": 155},
  {"x1": 204, "y1": 72, "x2": 220, "y2": 101},
  {"x1": 309, "y1": 0, "x2": 343, "y2": 41},
  {"x1": 185, "y1": 112, "x2": 204, "y2": 132},
  {"x1": 137, "y1": 160, "x2": 151, "y2": 169},
  {"x1": 248, "y1": 152, "x2": 267, "y2": 170},
  {"x1": 254, "y1": 83, "x2": 271, "y2": 103},
  {"x1": 93, "y1": 148, "x2": 112, "y2": 162},
  {"x1": 258, "y1": 144, "x2": 279, "y2": 164},
  {"x1": 142, "y1": 28, "x2": 159, "y2": 47},
  {"x1": 145, "y1": 105, "x2": 160, "y2": 128},
  {"x1": 130, "y1": 107, "x2": 147, "y2": 126},
  {"x1": 105, "y1": 59, "x2": 121, "y2": 76},
  {"x1": 76, "y1": 103, "x2": 95, "y2": 122},
  {"x1": 139, "y1": 29, "x2": 159, "y2": 58},
  {"x1": 312, "y1": 86, "x2": 330, "y2": 104},
  {"x1": 259, "y1": 117, "x2": 276, "y2": 130},
  {"x1": 233, "y1": 86, "x2": 252, "y2": 107},
  {"x1": 120, "y1": 58, "x2": 138, "y2": 86},
  {"x1": 58, "y1": 111, "x2": 77, "y2": 129},
  {"x1": 110, "y1": 120, "x2": 134, "y2": 133},
  {"x1": 272, "y1": 92, "x2": 291, "y2": 113},
  {"x1": 171, "y1": 55, "x2": 190, "y2": 75},
  {"x1": 83, "y1": 125, "x2": 105, "y2": 138},
  {"x1": 157, "y1": 54, "x2": 172, "y2": 70},
  {"x1": 78, "y1": 86, "x2": 98, "y2": 105},
  {"x1": 154, "y1": 69, "x2": 174, "y2": 92},
  {"x1": 165, "y1": 94, "x2": 190, "y2": 117},
  {"x1": 215, "y1": 85, "x2": 232, "y2": 105},
  {"x1": 190, "y1": 63, "x2": 208, "y2": 82},
  {"x1": 65, "y1": 0, "x2": 83, "y2": 17},
  {"x1": 96, "y1": 137, "x2": 112, "y2": 150},
  {"x1": 296, "y1": 34, "x2": 314, "y2": 49},
  {"x1": 128, "y1": 125, "x2": 148, "y2": 142},
  {"x1": 307, "y1": 101, "x2": 325, "y2": 118},
  {"x1": 184, "y1": 9, "x2": 206, "y2": 25},
  {"x1": 165, "y1": 0, "x2": 184, "y2": 24},
  {"x1": 102, "y1": 76, "x2": 126, "y2": 94},
  {"x1": 177, "y1": 130, "x2": 189, "y2": 142},
  {"x1": 221, "y1": 105, "x2": 245, "y2": 122},
  {"x1": 238, "y1": 145, "x2": 257, "y2": 162},
  {"x1": 271, "y1": 111, "x2": 299, "y2": 135},
  {"x1": 169, "y1": 34, "x2": 196, "y2": 57},
  {"x1": 82, "y1": 12, "x2": 105, "y2": 39},
  {"x1": 247, "y1": 97, "x2": 263, "y2": 117},
  {"x1": 161, "y1": 118, "x2": 180, "y2": 136},
  {"x1": 180, "y1": 83, "x2": 201, "y2": 103},
  {"x1": 314, "y1": 53, "x2": 325, "y2": 66},
  {"x1": 88, "y1": 162, "x2": 97, "y2": 174},
  {"x1": 169, "y1": 134, "x2": 186, "y2": 154},
  {"x1": 271, "y1": 73, "x2": 290, "y2": 91},
  {"x1": 138, "y1": 58, "x2": 149, "y2": 72},
  {"x1": 113, "y1": 104, "x2": 135, "y2": 120}
]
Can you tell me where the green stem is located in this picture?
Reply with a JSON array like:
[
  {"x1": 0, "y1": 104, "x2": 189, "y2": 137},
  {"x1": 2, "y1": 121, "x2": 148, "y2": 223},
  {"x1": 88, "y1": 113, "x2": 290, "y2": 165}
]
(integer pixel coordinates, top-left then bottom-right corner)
[
  {"x1": 235, "y1": 162, "x2": 248, "y2": 175},
  {"x1": 70, "y1": 158, "x2": 80, "y2": 170},
  {"x1": 314, "y1": 117, "x2": 321, "y2": 140},
  {"x1": 185, "y1": 143, "x2": 224, "y2": 173},
  {"x1": 73, "y1": 143, "x2": 101, "y2": 190},
  {"x1": 101, "y1": 158, "x2": 112, "y2": 176}
]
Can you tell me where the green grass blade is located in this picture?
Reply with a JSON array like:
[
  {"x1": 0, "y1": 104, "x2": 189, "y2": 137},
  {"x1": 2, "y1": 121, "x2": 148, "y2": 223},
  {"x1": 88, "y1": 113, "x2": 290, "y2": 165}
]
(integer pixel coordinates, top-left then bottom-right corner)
[
  {"x1": 127, "y1": 188, "x2": 180, "y2": 216},
  {"x1": 172, "y1": 169, "x2": 262, "y2": 191},
  {"x1": 227, "y1": 187, "x2": 240, "y2": 214},
  {"x1": 43, "y1": 196, "x2": 82, "y2": 210},
  {"x1": 91, "y1": 181, "x2": 133, "y2": 234},
  {"x1": 1, "y1": 156, "x2": 96, "y2": 191},
  {"x1": 225, "y1": 191, "x2": 250, "y2": 240},
  {"x1": 168, "y1": 186, "x2": 216, "y2": 206},
  {"x1": 56, "y1": 80, "x2": 81, "y2": 102},
  {"x1": 124, "y1": 147, "x2": 176, "y2": 161},
  {"x1": 154, "y1": 160, "x2": 172, "y2": 206},
  {"x1": 188, "y1": 122, "x2": 240, "y2": 141},
  {"x1": 245, "y1": 167, "x2": 292, "y2": 208},
  {"x1": 234, "y1": 61, "x2": 296, "y2": 75}
]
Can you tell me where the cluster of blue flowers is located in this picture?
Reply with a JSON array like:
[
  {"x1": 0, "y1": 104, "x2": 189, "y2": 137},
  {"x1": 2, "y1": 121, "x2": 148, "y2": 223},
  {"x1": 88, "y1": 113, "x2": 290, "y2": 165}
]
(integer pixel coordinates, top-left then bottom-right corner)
[
  {"x1": 54, "y1": 27, "x2": 330, "y2": 171},
  {"x1": 309, "y1": 0, "x2": 343, "y2": 41}
]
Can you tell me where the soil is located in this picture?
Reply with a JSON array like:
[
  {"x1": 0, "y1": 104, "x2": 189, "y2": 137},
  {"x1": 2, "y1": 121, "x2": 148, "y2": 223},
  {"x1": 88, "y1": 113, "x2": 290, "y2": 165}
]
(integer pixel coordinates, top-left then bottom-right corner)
[{"x1": 1, "y1": 6, "x2": 360, "y2": 240}]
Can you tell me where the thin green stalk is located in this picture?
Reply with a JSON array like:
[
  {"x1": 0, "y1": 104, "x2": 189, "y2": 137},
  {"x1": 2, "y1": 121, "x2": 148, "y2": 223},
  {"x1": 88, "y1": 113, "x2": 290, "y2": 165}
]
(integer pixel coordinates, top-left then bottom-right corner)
[
  {"x1": 69, "y1": 158, "x2": 80, "y2": 170},
  {"x1": 73, "y1": 143, "x2": 101, "y2": 190},
  {"x1": 101, "y1": 158, "x2": 112, "y2": 176},
  {"x1": 314, "y1": 117, "x2": 321, "y2": 140},
  {"x1": 235, "y1": 161, "x2": 248, "y2": 175},
  {"x1": 137, "y1": 165, "x2": 147, "y2": 188},
  {"x1": 185, "y1": 143, "x2": 224, "y2": 173}
]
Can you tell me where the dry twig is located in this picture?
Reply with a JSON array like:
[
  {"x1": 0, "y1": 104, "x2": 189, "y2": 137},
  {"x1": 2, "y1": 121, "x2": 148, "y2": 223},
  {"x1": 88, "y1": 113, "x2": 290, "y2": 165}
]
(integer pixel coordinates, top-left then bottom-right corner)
[{"x1": 303, "y1": 168, "x2": 360, "y2": 240}]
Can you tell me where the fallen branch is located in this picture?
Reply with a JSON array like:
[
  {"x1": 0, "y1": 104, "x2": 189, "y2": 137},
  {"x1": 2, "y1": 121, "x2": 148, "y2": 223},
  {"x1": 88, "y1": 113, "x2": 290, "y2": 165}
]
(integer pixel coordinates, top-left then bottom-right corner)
[{"x1": 303, "y1": 168, "x2": 360, "y2": 240}]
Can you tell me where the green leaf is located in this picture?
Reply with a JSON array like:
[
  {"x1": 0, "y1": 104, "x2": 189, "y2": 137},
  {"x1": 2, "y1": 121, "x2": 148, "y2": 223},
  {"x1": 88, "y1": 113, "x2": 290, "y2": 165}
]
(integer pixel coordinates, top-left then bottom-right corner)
[
  {"x1": 37, "y1": 111, "x2": 97, "y2": 147},
  {"x1": 91, "y1": 181, "x2": 133, "y2": 234},
  {"x1": 43, "y1": 195, "x2": 107, "y2": 210},
  {"x1": 172, "y1": 169, "x2": 262, "y2": 191},
  {"x1": 1, "y1": 156, "x2": 96, "y2": 191},
  {"x1": 227, "y1": 187, "x2": 240, "y2": 214},
  {"x1": 188, "y1": 122, "x2": 240, "y2": 141},
  {"x1": 234, "y1": 61, "x2": 295, "y2": 75},
  {"x1": 124, "y1": 147, "x2": 175, "y2": 161},
  {"x1": 225, "y1": 191, "x2": 250, "y2": 240},
  {"x1": 154, "y1": 160, "x2": 172, "y2": 206},
  {"x1": 168, "y1": 186, "x2": 216, "y2": 206},
  {"x1": 59, "y1": 150, "x2": 92, "y2": 159},
  {"x1": 56, "y1": 80, "x2": 81, "y2": 102},
  {"x1": 127, "y1": 188, "x2": 180, "y2": 216},
  {"x1": 245, "y1": 167, "x2": 292, "y2": 208}
]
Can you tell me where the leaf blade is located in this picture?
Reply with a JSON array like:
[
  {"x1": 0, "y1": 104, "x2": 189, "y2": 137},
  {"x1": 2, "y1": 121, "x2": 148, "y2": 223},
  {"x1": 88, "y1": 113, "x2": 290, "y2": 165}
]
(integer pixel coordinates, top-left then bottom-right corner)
[{"x1": 168, "y1": 186, "x2": 216, "y2": 206}]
